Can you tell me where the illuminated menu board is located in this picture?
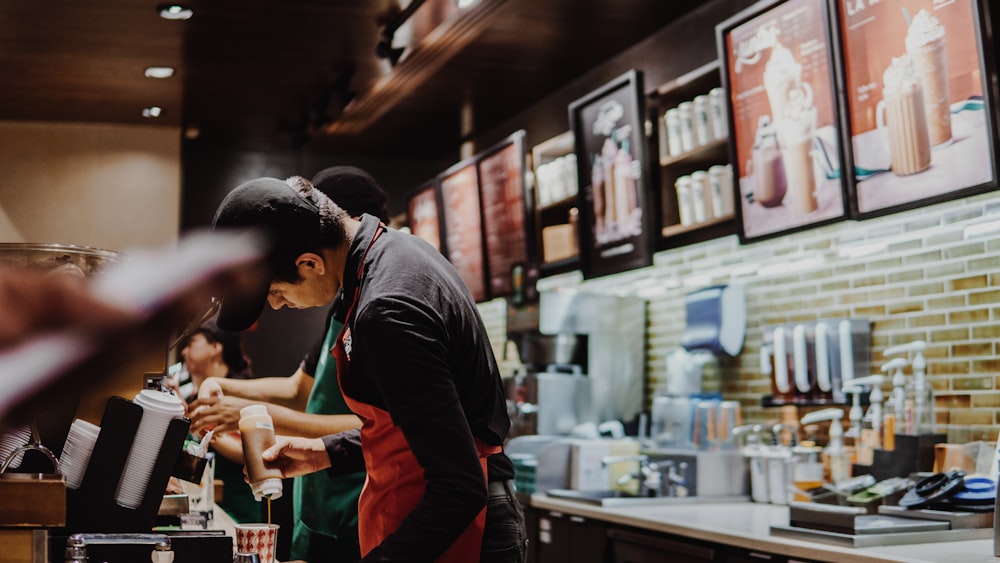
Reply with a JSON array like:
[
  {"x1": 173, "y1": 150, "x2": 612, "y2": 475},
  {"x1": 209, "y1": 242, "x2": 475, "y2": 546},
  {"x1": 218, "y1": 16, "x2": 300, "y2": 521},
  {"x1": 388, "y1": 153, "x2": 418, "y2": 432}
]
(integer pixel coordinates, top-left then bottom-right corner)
[
  {"x1": 407, "y1": 182, "x2": 442, "y2": 252},
  {"x1": 439, "y1": 162, "x2": 487, "y2": 302},
  {"x1": 478, "y1": 133, "x2": 528, "y2": 298}
]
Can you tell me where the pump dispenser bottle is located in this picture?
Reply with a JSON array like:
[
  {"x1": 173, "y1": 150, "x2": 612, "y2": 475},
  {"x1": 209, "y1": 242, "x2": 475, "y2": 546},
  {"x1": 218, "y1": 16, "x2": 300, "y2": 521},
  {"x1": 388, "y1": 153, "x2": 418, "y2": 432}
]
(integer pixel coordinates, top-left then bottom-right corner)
[
  {"x1": 885, "y1": 340, "x2": 933, "y2": 434},
  {"x1": 880, "y1": 357, "x2": 909, "y2": 450},
  {"x1": 801, "y1": 408, "x2": 850, "y2": 483},
  {"x1": 843, "y1": 375, "x2": 885, "y2": 465}
]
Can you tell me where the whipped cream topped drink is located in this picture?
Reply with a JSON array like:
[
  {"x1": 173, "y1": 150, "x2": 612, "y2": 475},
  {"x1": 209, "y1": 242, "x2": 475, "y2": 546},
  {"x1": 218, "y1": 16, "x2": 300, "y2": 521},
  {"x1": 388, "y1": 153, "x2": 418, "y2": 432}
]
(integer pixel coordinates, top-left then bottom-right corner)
[
  {"x1": 749, "y1": 115, "x2": 786, "y2": 208},
  {"x1": 879, "y1": 55, "x2": 931, "y2": 175},
  {"x1": 906, "y1": 10, "x2": 951, "y2": 146},
  {"x1": 764, "y1": 43, "x2": 802, "y2": 133},
  {"x1": 779, "y1": 87, "x2": 818, "y2": 214}
]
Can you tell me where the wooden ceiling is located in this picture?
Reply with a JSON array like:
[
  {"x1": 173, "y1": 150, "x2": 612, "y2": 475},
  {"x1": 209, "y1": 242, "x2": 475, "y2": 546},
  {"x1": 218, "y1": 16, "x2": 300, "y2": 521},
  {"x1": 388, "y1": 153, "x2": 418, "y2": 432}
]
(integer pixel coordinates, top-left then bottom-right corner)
[{"x1": 0, "y1": 0, "x2": 703, "y2": 157}]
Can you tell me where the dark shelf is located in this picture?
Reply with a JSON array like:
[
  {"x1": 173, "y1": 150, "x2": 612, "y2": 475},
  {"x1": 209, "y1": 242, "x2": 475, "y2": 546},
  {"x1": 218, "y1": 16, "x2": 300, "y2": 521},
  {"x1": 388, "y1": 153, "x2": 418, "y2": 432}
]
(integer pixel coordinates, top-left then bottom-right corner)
[
  {"x1": 659, "y1": 137, "x2": 729, "y2": 168},
  {"x1": 538, "y1": 256, "x2": 580, "y2": 278}
]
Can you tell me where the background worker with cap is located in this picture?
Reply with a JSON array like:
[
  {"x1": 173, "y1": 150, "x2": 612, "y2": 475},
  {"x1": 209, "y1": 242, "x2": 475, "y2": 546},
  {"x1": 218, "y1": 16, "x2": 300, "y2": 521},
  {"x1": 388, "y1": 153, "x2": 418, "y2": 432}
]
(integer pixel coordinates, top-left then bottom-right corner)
[
  {"x1": 189, "y1": 166, "x2": 389, "y2": 561},
  {"x1": 210, "y1": 173, "x2": 526, "y2": 562}
]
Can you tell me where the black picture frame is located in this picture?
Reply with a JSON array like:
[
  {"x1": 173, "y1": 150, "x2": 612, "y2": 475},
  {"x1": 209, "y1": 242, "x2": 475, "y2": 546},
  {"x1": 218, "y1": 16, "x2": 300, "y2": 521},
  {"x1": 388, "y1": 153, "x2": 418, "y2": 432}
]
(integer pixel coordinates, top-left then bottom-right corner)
[
  {"x1": 831, "y1": 0, "x2": 999, "y2": 219},
  {"x1": 476, "y1": 129, "x2": 538, "y2": 305},
  {"x1": 405, "y1": 179, "x2": 444, "y2": 254},
  {"x1": 568, "y1": 69, "x2": 656, "y2": 279},
  {"x1": 717, "y1": 0, "x2": 850, "y2": 243},
  {"x1": 438, "y1": 158, "x2": 489, "y2": 303}
]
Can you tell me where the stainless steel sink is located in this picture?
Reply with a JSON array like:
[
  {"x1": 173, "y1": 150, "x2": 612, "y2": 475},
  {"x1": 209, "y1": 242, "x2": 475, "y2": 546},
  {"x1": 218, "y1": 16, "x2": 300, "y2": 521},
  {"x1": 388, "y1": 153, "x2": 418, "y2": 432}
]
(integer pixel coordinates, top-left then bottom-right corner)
[{"x1": 544, "y1": 488, "x2": 749, "y2": 507}]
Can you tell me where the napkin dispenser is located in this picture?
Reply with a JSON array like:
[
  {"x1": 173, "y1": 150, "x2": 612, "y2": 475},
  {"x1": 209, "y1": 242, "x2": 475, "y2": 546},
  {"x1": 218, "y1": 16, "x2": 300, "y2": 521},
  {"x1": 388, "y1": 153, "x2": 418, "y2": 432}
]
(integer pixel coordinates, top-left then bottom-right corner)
[{"x1": 681, "y1": 284, "x2": 746, "y2": 357}]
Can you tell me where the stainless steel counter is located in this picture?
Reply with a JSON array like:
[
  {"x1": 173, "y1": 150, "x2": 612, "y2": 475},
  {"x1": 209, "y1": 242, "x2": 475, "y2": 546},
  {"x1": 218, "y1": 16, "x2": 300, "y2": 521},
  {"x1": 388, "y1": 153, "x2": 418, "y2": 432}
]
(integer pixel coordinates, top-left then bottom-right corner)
[{"x1": 530, "y1": 494, "x2": 998, "y2": 563}]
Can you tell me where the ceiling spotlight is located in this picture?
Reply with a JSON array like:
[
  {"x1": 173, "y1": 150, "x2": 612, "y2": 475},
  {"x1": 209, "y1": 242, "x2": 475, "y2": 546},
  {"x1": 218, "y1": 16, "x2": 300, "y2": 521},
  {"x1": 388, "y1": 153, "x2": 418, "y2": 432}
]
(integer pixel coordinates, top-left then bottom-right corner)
[
  {"x1": 142, "y1": 106, "x2": 163, "y2": 118},
  {"x1": 158, "y1": 4, "x2": 193, "y2": 20},
  {"x1": 144, "y1": 66, "x2": 175, "y2": 79}
]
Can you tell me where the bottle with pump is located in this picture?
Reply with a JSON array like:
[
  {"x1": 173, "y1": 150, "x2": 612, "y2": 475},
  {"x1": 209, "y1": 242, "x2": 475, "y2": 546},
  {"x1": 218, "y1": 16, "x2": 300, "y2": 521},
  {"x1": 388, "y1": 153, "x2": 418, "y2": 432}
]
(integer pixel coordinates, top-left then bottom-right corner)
[
  {"x1": 880, "y1": 357, "x2": 909, "y2": 450},
  {"x1": 885, "y1": 340, "x2": 933, "y2": 434},
  {"x1": 842, "y1": 383, "x2": 863, "y2": 447},
  {"x1": 842, "y1": 375, "x2": 885, "y2": 465},
  {"x1": 801, "y1": 408, "x2": 850, "y2": 484},
  {"x1": 239, "y1": 404, "x2": 284, "y2": 501}
]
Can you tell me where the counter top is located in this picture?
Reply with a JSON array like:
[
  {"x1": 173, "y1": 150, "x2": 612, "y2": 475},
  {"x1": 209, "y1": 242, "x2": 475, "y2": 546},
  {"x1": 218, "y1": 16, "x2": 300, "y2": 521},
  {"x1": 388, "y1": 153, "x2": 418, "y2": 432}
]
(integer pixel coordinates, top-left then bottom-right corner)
[{"x1": 529, "y1": 494, "x2": 998, "y2": 563}]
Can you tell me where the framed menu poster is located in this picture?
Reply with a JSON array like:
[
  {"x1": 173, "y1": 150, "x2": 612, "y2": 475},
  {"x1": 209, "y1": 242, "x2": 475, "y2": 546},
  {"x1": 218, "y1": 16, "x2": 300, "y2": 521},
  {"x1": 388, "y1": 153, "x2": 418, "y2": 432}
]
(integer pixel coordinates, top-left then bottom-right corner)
[
  {"x1": 832, "y1": 0, "x2": 998, "y2": 218},
  {"x1": 568, "y1": 70, "x2": 655, "y2": 279},
  {"x1": 406, "y1": 180, "x2": 443, "y2": 252},
  {"x1": 717, "y1": 0, "x2": 849, "y2": 243},
  {"x1": 439, "y1": 160, "x2": 488, "y2": 302},
  {"x1": 477, "y1": 130, "x2": 536, "y2": 304}
]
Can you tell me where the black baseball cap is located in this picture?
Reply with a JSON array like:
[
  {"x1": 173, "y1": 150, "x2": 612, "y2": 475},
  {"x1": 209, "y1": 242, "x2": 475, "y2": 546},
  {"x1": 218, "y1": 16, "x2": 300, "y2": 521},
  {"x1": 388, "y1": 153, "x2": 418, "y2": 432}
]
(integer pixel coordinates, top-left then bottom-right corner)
[
  {"x1": 211, "y1": 177, "x2": 326, "y2": 331},
  {"x1": 311, "y1": 166, "x2": 390, "y2": 223}
]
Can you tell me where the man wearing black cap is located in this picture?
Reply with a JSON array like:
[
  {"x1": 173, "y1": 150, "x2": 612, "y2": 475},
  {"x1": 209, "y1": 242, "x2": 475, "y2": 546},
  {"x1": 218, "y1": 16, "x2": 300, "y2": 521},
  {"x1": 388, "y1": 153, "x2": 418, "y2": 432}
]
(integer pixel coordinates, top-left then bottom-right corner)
[
  {"x1": 190, "y1": 166, "x2": 389, "y2": 562},
  {"x1": 211, "y1": 173, "x2": 525, "y2": 562}
]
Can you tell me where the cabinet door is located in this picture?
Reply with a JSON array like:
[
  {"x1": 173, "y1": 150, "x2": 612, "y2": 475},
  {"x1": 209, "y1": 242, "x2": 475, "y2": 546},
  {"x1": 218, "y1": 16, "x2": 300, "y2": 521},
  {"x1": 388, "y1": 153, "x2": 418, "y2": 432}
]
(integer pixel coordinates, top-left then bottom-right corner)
[
  {"x1": 724, "y1": 546, "x2": 821, "y2": 563},
  {"x1": 535, "y1": 511, "x2": 608, "y2": 563},
  {"x1": 609, "y1": 528, "x2": 720, "y2": 563}
]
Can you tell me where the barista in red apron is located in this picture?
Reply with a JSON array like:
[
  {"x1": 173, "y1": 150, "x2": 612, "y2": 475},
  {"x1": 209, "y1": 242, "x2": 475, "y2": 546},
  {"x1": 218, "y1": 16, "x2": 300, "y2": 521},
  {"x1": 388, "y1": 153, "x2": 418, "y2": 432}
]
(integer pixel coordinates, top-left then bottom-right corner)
[
  {"x1": 332, "y1": 223, "x2": 499, "y2": 561},
  {"x1": 212, "y1": 176, "x2": 525, "y2": 562}
]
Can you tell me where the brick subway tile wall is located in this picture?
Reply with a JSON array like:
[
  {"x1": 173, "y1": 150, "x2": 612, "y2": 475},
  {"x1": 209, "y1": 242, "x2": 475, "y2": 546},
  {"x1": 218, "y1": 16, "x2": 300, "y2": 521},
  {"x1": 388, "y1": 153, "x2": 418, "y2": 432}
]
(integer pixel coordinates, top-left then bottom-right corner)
[{"x1": 479, "y1": 190, "x2": 1000, "y2": 443}]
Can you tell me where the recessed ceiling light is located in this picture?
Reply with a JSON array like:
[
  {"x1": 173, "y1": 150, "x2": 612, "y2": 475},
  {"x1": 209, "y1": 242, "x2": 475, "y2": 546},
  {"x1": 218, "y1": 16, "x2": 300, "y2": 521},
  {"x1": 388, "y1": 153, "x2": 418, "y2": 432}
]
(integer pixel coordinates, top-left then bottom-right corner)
[
  {"x1": 142, "y1": 106, "x2": 163, "y2": 118},
  {"x1": 158, "y1": 4, "x2": 193, "y2": 20},
  {"x1": 144, "y1": 66, "x2": 175, "y2": 79}
]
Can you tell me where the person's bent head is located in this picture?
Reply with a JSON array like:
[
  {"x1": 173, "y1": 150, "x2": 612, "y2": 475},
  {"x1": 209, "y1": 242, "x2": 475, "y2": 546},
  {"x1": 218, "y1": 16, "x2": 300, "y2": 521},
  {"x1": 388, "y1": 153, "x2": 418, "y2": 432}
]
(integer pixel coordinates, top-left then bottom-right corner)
[{"x1": 212, "y1": 176, "x2": 349, "y2": 331}]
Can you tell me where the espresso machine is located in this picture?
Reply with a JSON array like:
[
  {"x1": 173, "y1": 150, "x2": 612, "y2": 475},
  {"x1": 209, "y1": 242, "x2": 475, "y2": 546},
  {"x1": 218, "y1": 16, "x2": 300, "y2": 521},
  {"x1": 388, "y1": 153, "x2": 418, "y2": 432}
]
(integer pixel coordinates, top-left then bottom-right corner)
[{"x1": 527, "y1": 288, "x2": 645, "y2": 436}]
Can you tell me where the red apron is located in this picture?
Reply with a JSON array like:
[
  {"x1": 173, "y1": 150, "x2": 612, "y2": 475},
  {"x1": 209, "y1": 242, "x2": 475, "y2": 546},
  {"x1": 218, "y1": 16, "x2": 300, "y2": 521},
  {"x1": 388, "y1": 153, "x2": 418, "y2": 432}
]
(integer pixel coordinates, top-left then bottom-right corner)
[{"x1": 333, "y1": 225, "x2": 499, "y2": 562}]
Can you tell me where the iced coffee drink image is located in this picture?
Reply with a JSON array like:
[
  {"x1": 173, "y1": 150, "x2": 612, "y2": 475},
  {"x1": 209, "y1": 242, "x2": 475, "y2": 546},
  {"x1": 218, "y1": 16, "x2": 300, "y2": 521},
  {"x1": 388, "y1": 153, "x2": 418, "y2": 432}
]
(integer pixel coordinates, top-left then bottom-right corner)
[
  {"x1": 906, "y1": 9, "x2": 951, "y2": 147},
  {"x1": 747, "y1": 115, "x2": 786, "y2": 208},
  {"x1": 779, "y1": 87, "x2": 818, "y2": 214},
  {"x1": 878, "y1": 55, "x2": 931, "y2": 176},
  {"x1": 764, "y1": 43, "x2": 802, "y2": 139}
]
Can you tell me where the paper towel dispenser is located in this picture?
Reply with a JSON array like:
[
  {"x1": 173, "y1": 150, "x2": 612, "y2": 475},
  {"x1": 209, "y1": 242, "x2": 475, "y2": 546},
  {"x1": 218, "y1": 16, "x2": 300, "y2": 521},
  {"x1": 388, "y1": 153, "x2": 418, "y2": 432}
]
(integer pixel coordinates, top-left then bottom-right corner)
[{"x1": 681, "y1": 284, "x2": 745, "y2": 357}]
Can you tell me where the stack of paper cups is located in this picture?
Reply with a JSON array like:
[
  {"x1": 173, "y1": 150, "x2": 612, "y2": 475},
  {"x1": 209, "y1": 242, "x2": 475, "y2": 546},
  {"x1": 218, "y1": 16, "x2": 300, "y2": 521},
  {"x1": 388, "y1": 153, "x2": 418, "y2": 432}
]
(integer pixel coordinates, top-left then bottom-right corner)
[
  {"x1": 60, "y1": 419, "x2": 101, "y2": 489},
  {"x1": 0, "y1": 425, "x2": 31, "y2": 470},
  {"x1": 115, "y1": 390, "x2": 185, "y2": 508}
]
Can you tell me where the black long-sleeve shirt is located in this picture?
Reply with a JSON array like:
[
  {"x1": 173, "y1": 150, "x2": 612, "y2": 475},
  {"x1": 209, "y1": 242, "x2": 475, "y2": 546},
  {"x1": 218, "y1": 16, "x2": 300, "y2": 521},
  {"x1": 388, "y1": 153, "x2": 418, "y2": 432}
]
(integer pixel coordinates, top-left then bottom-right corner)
[{"x1": 322, "y1": 215, "x2": 513, "y2": 562}]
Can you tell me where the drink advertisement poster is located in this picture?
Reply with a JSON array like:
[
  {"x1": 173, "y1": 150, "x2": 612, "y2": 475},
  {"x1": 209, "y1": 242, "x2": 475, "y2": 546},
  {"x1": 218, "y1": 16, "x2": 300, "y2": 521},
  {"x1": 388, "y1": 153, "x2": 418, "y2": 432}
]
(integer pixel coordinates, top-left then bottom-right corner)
[
  {"x1": 834, "y1": 0, "x2": 998, "y2": 217},
  {"x1": 718, "y1": 0, "x2": 849, "y2": 243},
  {"x1": 477, "y1": 131, "x2": 535, "y2": 301},
  {"x1": 569, "y1": 70, "x2": 655, "y2": 279},
  {"x1": 439, "y1": 162, "x2": 488, "y2": 302},
  {"x1": 406, "y1": 181, "x2": 442, "y2": 253}
]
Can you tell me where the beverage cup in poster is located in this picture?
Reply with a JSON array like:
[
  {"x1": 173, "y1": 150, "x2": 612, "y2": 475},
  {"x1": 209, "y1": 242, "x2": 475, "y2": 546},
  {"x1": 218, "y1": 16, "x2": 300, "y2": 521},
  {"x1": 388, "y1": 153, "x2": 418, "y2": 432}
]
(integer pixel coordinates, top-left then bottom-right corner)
[
  {"x1": 590, "y1": 155, "x2": 606, "y2": 236},
  {"x1": 613, "y1": 139, "x2": 638, "y2": 224},
  {"x1": 779, "y1": 86, "x2": 818, "y2": 215},
  {"x1": 905, "y1": 10, "x2": 951, "y2": 147},
  {"x1": 601, "y1": 137, "x2": 618, "y2": 228},
  {"x1": 877, "y1": 55, "x2": 931, "y2": 176},
  {"x1": 747, "y1": 115, "x2": 787, "y2": 208},
  {"x1": 763, "y1": 43, "x2": 802, "y2": 138}
]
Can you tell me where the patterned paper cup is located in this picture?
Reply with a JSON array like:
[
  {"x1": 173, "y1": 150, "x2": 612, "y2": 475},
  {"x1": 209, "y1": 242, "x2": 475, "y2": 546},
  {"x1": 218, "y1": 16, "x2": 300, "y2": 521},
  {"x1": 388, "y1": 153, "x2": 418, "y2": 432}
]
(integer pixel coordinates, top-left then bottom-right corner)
[{"x1": 234, "y1": 523, "x2": 279, "y2": 563}]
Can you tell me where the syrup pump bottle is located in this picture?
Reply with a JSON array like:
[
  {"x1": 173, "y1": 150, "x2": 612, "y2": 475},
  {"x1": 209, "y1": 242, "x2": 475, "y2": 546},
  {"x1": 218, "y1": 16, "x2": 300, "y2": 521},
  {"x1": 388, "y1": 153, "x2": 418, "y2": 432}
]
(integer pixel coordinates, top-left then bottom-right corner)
[
  {"x1": 800, "y1": 407, "x2": 850, "y2": 484},
  {"x1": 880, "y1": 357, "x2": 909, "y2": 450}
]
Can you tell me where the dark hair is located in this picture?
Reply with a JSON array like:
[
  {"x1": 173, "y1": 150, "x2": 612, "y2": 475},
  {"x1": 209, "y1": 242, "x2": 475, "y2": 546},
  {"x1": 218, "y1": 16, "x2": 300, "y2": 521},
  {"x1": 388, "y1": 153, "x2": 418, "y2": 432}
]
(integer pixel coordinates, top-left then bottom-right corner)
[
  {"x1": 197, "y1": 322, "x2": 251, "y2": 376},
  {"x1": 270, "y1": 176, "x2": 349, "y2": 283}
]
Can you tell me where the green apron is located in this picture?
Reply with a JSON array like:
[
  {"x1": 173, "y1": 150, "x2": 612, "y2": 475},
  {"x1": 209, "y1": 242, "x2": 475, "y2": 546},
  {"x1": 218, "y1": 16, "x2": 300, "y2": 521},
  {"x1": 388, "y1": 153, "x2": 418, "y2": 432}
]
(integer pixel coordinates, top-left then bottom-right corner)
[{"x1": 290, "y1": 316, "x2": 365, "y2": 561}]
